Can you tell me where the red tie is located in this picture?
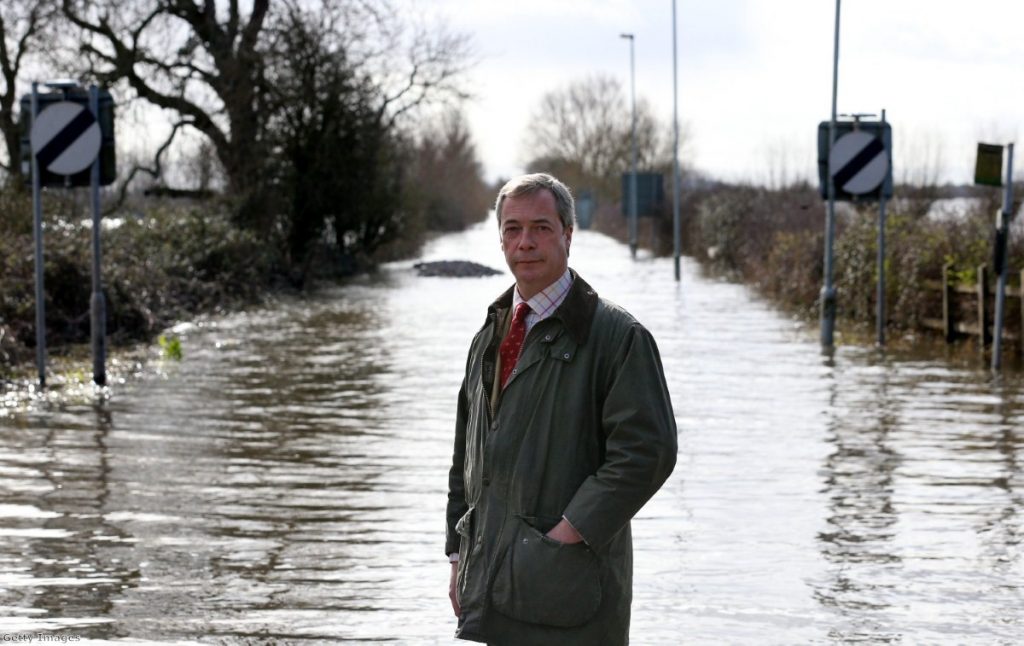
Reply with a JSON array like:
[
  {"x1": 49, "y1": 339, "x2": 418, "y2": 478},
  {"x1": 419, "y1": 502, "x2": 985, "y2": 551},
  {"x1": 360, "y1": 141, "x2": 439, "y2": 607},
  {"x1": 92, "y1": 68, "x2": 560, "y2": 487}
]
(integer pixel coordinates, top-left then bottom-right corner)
[{"x1": 499, "y1": 303, "x2": 531, "y2": 388}]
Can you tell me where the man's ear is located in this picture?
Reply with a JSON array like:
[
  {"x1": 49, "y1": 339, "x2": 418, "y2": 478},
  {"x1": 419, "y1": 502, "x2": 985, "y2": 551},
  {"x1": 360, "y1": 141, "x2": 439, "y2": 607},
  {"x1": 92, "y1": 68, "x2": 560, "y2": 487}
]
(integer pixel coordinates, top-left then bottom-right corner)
[{"x1": 564, "y1": 226, "x2": 573, "y2": 255}]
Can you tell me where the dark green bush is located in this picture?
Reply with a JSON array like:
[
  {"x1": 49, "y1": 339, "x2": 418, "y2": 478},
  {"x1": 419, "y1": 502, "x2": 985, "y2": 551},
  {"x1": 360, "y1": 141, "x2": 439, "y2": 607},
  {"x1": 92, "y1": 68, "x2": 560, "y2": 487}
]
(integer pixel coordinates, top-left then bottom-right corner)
[{"x1": 1, "y1": 194, "x2": 278, "y2": 374}]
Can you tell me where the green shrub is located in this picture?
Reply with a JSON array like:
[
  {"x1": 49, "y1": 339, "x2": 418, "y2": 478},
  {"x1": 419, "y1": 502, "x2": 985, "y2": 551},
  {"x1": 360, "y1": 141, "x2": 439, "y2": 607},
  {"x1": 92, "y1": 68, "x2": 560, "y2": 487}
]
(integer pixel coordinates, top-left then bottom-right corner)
[
  {"x1": 690, "y1": 183, "x2": 1023, "y2": 337},
  {"x1": 0, "y1": 194, "x2": 279, "y2": 372}
]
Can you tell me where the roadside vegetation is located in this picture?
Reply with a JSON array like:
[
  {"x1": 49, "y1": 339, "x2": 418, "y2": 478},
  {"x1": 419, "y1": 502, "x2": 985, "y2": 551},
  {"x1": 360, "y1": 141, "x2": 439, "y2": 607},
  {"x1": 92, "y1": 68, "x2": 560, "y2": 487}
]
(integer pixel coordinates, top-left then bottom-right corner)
[
  {"x1": 0, "y1": 0, "x2": 491, "y2": 376},
  {"x1": 687, "y1": 183, "x2": 1021, "y2": 339}
]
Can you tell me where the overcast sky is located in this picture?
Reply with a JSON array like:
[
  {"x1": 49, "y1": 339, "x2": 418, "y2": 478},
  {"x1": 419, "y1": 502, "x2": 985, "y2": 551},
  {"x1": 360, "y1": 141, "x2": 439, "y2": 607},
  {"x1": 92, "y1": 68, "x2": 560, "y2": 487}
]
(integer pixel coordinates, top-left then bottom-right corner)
[{"x1": 426, "y1": 0, "x2": 1024, "y2": 186}]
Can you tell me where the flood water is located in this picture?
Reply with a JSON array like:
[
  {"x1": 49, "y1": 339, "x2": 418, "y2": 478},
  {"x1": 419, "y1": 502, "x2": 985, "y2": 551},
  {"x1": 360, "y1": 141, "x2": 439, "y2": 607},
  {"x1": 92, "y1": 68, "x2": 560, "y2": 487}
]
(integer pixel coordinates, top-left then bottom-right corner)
[{"x1": 1, "y1": 221, "x2": 1022, "y2": 644}]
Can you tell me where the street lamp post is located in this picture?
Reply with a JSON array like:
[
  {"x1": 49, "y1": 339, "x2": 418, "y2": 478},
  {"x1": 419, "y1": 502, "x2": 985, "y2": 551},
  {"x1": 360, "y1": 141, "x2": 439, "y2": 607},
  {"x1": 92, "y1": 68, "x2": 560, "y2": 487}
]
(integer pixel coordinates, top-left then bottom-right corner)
[
  {"x1": 620, "y1": 32, "x2": 638, "y2": 259},
  {"x1": 821, "y1": 0, "x2": 841, "y2": 349},
  {"x1": 671, "y1": 0, "x2": 681, "y2": 281}
]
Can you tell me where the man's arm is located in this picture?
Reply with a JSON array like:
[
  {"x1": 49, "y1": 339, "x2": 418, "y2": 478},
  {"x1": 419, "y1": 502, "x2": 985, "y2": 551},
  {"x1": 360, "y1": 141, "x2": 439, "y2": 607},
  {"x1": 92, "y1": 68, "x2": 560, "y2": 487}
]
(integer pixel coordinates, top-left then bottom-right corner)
[
  {"x1": 561, "y1": 324, "x2": 677, "y2": 548},
  {"x1": 449, "y1": 561, "x2": 461, "y2": 617},
  {"x1": 446, "y1": 373, "x2": 471, "y2": 618},
  {"x1": 446, "y1": 376, "x2": 470, "y2": 557}
]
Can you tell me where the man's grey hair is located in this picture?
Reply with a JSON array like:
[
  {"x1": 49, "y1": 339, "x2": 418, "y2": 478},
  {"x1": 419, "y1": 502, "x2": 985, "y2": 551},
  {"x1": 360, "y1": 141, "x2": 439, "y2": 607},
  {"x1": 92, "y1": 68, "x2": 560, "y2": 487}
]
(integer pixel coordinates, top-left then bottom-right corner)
[{"x1": 494, "y1": 173, "x2": 576, "y2": 230}]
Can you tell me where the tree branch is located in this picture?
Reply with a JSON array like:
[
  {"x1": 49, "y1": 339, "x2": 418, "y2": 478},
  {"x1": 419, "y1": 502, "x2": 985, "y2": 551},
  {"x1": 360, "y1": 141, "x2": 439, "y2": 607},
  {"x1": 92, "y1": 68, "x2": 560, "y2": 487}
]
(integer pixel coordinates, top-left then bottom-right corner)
[{"x1": 106, "y1": 118, "x2": 192, "y2": 214}]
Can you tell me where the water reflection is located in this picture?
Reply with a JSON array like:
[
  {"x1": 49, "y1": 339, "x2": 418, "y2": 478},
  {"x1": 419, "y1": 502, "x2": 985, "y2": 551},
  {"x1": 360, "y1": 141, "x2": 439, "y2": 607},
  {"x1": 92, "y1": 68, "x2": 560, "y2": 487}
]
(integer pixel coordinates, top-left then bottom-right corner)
[
  {"x1": 811, "y1": 352, "x2": 1023, "y2": 642},
  {"x1": 1, "y1": 404, "x2": 136, "y2": 636},
  {"x1": 0, "y1": 221, "x2": 1021, "y2": 643},
  {"x1": 816, "y1": 357, "x2": 902, "y2": 642}
]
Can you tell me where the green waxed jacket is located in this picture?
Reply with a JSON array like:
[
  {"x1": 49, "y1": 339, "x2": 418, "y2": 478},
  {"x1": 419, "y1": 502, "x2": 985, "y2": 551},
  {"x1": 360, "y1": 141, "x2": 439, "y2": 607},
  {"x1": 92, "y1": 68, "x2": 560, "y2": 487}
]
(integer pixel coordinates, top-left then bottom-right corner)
[{"x1": 446, "y1": 271, "x2": 677, "y2": 645}]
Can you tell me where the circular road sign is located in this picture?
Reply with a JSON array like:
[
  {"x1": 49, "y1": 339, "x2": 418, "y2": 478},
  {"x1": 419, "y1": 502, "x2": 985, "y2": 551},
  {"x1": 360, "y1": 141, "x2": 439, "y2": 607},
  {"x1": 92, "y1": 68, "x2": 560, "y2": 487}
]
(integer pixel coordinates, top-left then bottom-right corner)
[
  {"x1": 30, "y1": 101, "x2": 101, "y2": 176},
  {"x1": 829, "y1": 130, "x2": 888, "y2": 195}
]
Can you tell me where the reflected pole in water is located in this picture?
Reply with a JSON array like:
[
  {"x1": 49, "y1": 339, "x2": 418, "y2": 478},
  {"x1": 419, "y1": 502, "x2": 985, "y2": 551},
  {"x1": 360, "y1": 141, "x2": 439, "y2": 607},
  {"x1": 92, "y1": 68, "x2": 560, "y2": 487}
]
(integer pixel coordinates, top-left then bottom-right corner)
[
  {"x1": 821, "y1": 0, "x2": 841, "y2": 349},
  {"x1": 992, "y1": 142, "x2": 1014, "y2": 371},
  {"x1": 621, "y1": 32, "x2": 638, "y2": 260},
  {"x1": 671, "y1": 0, "x2": 682, "y2": 282}
]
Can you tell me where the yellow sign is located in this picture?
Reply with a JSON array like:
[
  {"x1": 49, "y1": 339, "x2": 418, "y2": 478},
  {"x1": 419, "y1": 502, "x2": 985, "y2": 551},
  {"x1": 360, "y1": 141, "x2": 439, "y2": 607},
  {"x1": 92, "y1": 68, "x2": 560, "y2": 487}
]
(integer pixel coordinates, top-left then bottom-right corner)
[{"x1": 974, "y1": 143, "x2": 1003, "y2": 187}]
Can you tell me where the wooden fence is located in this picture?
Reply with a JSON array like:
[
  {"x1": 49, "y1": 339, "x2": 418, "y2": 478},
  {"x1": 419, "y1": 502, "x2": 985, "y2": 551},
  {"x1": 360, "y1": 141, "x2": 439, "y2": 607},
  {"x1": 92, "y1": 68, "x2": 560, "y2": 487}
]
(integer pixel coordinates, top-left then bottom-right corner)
[{"x1": 922, "y1": 264, "x2": 1024, "y2": 347}]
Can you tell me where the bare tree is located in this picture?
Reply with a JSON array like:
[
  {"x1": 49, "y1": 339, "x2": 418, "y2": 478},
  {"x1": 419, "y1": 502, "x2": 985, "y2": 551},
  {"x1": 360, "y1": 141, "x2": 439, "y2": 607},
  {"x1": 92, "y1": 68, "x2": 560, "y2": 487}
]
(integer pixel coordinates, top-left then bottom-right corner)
[
  {"x1": 759, "y1": 137, "x2": 813, "y2": 191},
  {"x1": 521, "y1": 74, "x2": 662, "y2": 198},
  {"x1": 61, "y1": 0, "x2": 273, "y2": 227},
  {"x1": 0, "y1": 0, "x2": 57, "y2": 188},
  {"x1": 408, "y1": 108, "x2": 490, "y2": 231},
  {"x1": 59, "y1": 0, "x2": 470, "y2": 232},
  {"x1": 896, "y1": 127, "x2": 947, "y2": 189}
]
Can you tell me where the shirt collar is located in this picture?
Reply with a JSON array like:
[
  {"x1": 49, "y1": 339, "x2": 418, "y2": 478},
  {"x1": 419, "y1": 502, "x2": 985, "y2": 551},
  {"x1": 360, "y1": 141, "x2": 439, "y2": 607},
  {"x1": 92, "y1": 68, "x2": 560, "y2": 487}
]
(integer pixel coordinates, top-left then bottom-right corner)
[
  {"x1": 488, "y1": 269, "x2": 598, "y2": 345},
  {"x1": 512, "y1": 268, "x2": 573, "y2": 319}
]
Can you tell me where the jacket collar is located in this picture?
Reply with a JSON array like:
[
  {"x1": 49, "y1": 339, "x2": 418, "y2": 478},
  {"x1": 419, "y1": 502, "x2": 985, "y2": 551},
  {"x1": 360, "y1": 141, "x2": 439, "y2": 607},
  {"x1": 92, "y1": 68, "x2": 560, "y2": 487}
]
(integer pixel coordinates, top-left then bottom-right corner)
[{"x1": 488, "y1": 269, "x2": 598, "y2": 345}]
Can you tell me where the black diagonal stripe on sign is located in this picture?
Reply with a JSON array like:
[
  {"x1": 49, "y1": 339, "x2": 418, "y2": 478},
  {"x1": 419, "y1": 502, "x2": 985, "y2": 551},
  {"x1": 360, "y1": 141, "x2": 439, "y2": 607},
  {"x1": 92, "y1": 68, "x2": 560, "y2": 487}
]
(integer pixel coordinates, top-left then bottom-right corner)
[
  {"x1": 833, "y1": 136, "x2": 884, "y2": 190},
  {"x1": 35, "y1": 108, "x2": 96, "y2": 170}
]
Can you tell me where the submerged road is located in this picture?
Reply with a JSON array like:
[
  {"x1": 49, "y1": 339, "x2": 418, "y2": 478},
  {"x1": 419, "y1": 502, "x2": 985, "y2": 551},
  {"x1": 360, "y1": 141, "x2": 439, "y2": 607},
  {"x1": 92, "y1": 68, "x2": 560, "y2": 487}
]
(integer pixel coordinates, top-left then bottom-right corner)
[{"x1": 0, "y1": 220, "x2": 1021, "y2": 643}]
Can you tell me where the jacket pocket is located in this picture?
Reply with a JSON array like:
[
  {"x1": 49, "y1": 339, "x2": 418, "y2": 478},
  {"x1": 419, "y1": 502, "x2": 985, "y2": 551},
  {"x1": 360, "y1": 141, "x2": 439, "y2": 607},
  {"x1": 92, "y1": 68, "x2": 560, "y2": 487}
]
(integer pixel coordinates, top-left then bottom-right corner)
[{"x1": 490, "y1": 519, "x2": 602, "y2": 627}]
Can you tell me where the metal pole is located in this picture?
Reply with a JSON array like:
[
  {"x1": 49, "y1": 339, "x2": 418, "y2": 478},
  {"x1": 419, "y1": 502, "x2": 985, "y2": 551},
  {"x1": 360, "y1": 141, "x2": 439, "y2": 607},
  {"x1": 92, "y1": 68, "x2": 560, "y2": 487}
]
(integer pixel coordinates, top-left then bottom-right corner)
[
  {"x1": 626, "y1": 34, "x2": 634, "y2": 257},
  {"x1": 671, "y1": 0, "x2": 682, "y2": 282},
  {"x1": 877, "y1": 108, "x2": 887, "y2": 346},
  {"x1": 30, "y1": 82, "x2": 47, "y2": 388},
  {"x1": 821, "y1": 0, "x2": 841, "y2": 348},
  {"x1": 627, "y1": 34, "x2": 639, "y2": 259},
  {"x1": 992, "y1": 142, "x2": 1014, "y2": 371},
  {"x1": 89, "y1": 85, "x2": 107, "y2": 386}
]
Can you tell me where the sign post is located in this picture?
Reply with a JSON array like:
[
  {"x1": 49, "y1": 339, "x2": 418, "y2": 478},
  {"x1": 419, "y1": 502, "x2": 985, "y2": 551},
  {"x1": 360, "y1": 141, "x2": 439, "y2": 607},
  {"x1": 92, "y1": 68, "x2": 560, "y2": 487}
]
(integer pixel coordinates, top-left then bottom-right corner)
[
  {"x1": 29, "y1": 82, "x2": 46, "y2": 387},
  {"x1": 26, "y1": 81, "x2": 112, "y2": 387},
  {"x1": 89, "y1": 85, "x2": 107, "y2": 386},
  {"x1": 877, "y1": 109, "x2": 888, "y2": 346},
  {"x1": 821, "y1": 0, "x2": 842, "y2": 349},
  {"x1": 819, "y1": 114, "x2": 892, "y2": 349},
  {"x1": 991, "y1": 143, "x2": 1015, "y2": 372}
]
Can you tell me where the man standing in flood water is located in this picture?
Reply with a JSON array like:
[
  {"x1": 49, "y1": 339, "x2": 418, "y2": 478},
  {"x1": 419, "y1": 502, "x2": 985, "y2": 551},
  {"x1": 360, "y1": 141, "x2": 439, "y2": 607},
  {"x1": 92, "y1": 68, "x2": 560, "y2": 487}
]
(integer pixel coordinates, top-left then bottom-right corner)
[{"x1": 445, "y1": 173, "x2": 677, "y2": 645}]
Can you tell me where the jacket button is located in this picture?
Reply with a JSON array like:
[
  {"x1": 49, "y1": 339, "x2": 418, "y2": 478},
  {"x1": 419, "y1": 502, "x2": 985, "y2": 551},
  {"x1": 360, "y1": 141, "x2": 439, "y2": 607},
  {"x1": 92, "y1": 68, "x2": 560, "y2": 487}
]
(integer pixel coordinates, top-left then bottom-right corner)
[{"x1": 482, "y1": 477, "x2": 490, "y2": 486}]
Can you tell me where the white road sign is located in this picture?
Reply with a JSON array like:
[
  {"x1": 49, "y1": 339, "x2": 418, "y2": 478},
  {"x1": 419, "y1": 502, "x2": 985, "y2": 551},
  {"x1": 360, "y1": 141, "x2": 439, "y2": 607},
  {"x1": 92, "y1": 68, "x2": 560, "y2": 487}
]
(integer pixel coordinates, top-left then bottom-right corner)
[
  {"x1": 30, "y1": 101, "x2": 101, "y2": 175},
  {"x1": 829, "y1": 130, "x2": 888, "y2": 195}
]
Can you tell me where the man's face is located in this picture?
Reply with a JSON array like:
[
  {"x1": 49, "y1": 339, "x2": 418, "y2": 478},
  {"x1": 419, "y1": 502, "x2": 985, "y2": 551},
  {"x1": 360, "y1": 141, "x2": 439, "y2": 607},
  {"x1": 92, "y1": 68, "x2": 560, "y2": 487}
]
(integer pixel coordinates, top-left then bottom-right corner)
[{"x1": 499, "y1": 189, "x2": 573, "y2": 299}]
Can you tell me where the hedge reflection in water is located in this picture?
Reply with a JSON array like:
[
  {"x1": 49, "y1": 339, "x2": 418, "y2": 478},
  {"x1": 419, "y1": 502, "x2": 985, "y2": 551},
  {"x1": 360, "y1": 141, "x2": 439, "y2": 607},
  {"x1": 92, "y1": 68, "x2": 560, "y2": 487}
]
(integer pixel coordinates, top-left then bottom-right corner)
[{"x1": 0, "y1": 220, "x2": 1021, "y2": 643}]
